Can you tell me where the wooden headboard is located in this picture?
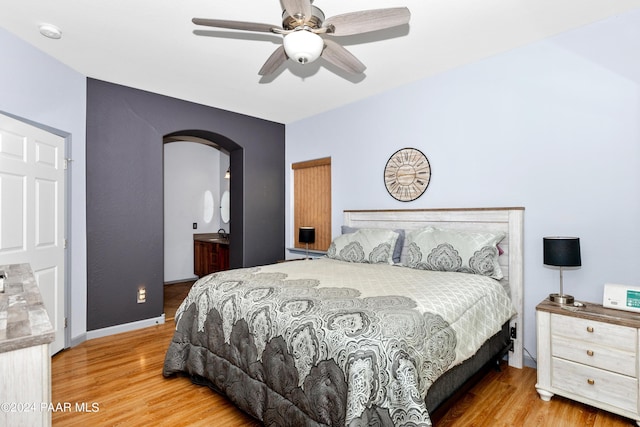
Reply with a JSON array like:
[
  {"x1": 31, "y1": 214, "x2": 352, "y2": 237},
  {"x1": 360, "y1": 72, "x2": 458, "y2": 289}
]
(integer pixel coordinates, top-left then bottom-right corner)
[{"x1": 343, "y1": 207, "x2": 524, "y2": 369}]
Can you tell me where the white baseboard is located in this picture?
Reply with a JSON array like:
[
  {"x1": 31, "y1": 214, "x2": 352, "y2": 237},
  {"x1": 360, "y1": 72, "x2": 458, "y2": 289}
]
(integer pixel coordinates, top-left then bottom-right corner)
[
  {"x1": 164, "y1": 277, "x2": 197, "y2": 285},
  {"x1": 85, "y1": 314, "x2": 166, "y2": 341},
  {"x1": 69, "y1": 333, "x2": 87, "y2": 348},
  {"x1": 524, "y1": 353, "x2": 537, "y2": 369}
]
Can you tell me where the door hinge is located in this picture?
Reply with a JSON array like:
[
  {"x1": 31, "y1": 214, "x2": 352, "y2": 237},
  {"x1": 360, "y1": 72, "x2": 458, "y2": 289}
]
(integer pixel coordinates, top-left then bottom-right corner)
[
  {"x1": 64, "y1": 317, "x2": 68, "y2": 328},
  {"x1": 64, "y1": 158, "x2": 73, "y2": 170},
  {"x1": 64, "y1": 238, "x2": 68, "y2": 249}
]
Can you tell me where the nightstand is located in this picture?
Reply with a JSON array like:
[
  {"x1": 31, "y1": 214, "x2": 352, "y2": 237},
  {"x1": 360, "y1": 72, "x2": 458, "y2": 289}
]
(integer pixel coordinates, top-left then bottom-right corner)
[{"x1": 536, "y1": 298, "x2": 640, "y2": 425}]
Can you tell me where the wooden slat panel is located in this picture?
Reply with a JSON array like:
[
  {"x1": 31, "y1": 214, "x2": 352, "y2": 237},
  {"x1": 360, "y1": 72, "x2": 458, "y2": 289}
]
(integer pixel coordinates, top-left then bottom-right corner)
[
  {"x1": 291, "y1": 157, "x2": 331, "y2": 170},
  {"x1": 293, "y1": 158, "x2": 331, "y2": 251}
]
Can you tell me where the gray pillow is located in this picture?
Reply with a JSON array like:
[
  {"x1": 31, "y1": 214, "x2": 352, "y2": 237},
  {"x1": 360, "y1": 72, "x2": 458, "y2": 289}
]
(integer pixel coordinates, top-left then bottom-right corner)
[
  {"x1": 403, "y1": 226, "x2": 505, "y2": 279},
  {"x1": 341, "y1": 226, "x2": 404, "y2": 263},
  {"x1": 329, "y1": 228, "x2": 400, "y2": 265}
]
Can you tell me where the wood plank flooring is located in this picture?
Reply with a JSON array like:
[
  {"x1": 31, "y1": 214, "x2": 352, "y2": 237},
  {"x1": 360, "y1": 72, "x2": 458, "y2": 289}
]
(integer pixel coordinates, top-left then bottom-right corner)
[
  {"x1": 162, "y1": 280, "x2": 194, "y2": 321},
  {"x1": 50, "y1": 283, "x2": 635, "y2": 426}
]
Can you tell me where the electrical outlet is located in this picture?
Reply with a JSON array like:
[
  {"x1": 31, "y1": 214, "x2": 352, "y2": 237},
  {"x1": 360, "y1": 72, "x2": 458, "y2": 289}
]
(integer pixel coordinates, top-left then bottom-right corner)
[
  {"x1": 193, "y1": 222, "x2": 197, "y2": 229},
  {"x1": 137, "y1": 287, "x2": 146, "y2": 304}
]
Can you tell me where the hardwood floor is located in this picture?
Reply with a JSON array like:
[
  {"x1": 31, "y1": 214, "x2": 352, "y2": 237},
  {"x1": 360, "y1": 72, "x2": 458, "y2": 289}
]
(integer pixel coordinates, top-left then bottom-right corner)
[
  {"x1": 432, "y1": 366, "x2": 633, "y2": 427},
  {"x1": 162, "y1": 280, "x2": 195, "y2": 321},
  {"x1": 50, "y1": 284, "x2": 635, "y2": 426}
]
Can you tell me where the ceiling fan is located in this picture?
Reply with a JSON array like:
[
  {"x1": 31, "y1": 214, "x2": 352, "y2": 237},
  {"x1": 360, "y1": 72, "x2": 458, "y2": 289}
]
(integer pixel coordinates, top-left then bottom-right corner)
[{"x1": 192, "y1": 0, "x2": 410, "y2": 76}]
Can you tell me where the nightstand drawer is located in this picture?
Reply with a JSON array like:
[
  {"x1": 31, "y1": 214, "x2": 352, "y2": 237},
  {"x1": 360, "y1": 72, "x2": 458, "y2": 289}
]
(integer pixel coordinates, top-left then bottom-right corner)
[
  {"x1": 552, "y1": 334, "x2": 636, "y2": 377},
  {"x1": 551, "y1": 313, "x2": 636, "y2": 352},
  {"x1": 552, "y1": 357, "x2": 638, "y2": 413}
]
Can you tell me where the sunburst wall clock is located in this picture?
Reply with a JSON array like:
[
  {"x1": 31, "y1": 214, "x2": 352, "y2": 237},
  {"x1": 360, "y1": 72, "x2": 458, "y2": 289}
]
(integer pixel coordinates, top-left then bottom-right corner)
[{"x1": 383, "y1": 148, "x2": 431, "y2": 202}]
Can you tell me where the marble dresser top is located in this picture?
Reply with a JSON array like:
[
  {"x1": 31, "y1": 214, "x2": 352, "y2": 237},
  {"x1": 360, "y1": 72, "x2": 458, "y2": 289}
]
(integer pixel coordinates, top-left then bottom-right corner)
[{"x1": 0, "y1": 263, "x2": 55, "y2": 353}]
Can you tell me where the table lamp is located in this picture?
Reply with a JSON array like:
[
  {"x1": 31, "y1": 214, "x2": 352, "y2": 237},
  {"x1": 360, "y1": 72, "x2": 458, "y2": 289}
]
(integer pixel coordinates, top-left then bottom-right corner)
[
  {"x1": 298, "y1": 227, "x2": 315, "y2": 260},
  {"x1": 543, "y1": 236, "x2": 581, "y2": 305}
]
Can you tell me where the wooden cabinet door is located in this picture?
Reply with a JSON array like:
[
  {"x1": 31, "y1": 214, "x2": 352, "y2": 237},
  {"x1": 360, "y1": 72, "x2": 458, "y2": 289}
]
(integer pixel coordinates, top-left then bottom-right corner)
[
  {"x1": 194, "y1": 241, "x2": 209, "y2": 277},
  {"x1": 194, "y1": 240, "x2": 229, "y2": 277},
  {"x1": 218, "y1": 244, "x2": 229, "y2": 272}
]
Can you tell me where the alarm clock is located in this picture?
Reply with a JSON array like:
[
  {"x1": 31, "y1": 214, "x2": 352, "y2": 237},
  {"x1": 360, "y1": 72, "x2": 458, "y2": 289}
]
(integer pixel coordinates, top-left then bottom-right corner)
[{"x1": 603, "y1": 283, "x2": 640, "y2": 313}]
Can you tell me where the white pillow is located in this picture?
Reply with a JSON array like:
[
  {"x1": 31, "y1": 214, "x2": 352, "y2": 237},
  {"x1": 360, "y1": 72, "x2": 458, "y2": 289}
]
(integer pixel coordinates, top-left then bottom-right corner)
[
  {"x1": 327, "y1": 229, "x2": 400, "y2": 265},
  {"x1": 403, "y1": 226, "x2": 505, "y2": 279}
]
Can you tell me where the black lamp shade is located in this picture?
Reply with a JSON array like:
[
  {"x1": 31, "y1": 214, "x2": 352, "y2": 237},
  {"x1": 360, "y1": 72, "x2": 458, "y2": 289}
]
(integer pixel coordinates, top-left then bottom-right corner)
[
  {"x1": 543, "y1": 237, "x2": 581, "y2": 267},
  {"x1": 299, "y1": 227, "x2": 315, "y2": 244}
]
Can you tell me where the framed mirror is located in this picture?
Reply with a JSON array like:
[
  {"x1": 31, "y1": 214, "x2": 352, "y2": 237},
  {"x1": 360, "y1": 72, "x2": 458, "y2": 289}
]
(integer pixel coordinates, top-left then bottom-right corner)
[{"x1": 220, "y1": 190, "x2": 230, "y2": 223}]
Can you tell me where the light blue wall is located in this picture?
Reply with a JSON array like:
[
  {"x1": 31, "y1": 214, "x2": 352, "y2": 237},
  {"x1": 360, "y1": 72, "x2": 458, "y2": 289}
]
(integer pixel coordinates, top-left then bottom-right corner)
[
  {"x1": 0, "y1": 27, "x2": 87, "y2": 343},
  {"x1": 286, "y1": 10, "x2": 640, "y2": 364}
]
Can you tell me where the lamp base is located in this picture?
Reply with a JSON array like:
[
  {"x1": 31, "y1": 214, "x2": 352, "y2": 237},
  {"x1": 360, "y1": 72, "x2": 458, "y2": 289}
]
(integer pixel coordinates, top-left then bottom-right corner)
[{"x1": 549, "y1": 293, "x2": 574, "y2": 305}]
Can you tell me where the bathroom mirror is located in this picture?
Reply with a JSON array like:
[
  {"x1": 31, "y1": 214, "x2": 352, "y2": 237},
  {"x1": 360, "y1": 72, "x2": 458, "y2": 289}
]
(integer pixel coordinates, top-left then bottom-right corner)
[
  {"x1": 203, "y1": 190, "x2": 214, "y2": 223},
  {"x1": 220, "y1": 190, "x2": 230, "y2": 224}
]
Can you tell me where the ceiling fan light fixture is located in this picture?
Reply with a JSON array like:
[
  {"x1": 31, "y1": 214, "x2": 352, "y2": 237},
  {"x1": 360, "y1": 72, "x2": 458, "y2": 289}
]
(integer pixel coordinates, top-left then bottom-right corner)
[{"x1": 283, "y1": 30, "x2": 324, "y2": 64}]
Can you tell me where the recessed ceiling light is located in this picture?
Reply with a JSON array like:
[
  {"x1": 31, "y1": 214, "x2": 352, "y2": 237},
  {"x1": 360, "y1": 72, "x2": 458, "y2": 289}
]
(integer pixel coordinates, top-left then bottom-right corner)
[{"x1": 39, "y1": 24, "x2": 62, "y2": 39}]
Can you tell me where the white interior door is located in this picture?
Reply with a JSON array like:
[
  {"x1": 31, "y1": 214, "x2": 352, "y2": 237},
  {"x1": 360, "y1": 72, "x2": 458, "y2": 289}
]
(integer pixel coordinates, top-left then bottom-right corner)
[{"x1": 0, "y1": 113, "x2": 66, "y2": 354}]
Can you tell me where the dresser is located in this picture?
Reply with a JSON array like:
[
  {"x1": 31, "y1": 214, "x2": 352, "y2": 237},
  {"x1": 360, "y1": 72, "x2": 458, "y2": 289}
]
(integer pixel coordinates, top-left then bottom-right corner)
[
  {"x1": 0, "y1": 263, "x2": 55, "y2": 427},
  {"x1": 536, "y1": 298, "x2": 640, "y2": 425}
]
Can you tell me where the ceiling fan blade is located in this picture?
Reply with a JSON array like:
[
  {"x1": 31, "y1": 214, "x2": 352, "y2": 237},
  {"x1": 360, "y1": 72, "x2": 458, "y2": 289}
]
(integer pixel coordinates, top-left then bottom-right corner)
[
  {"x1": 323, "y1": 7, "x2": 411, "y2": 36},
  {"x1": 282, "y1": 0, "x2": 312, "y2": 22},
  {"x1": 192, "y1": 18, "x2": 279, "y2": 33},
  {"x1": 259, "y1": 46, "x2": 288, "y2": 76},
  {"x1": 321, "y1": 39, "x2": 366, "y2": 74}
]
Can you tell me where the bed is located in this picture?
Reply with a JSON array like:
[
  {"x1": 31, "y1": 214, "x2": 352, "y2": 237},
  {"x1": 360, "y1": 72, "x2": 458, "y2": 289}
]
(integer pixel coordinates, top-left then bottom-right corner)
[{"x1": 163, "y1": 207, "x2": 524, "y2": 426}]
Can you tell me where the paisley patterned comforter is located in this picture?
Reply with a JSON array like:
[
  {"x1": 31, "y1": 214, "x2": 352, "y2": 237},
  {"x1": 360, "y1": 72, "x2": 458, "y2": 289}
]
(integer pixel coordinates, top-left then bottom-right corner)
[{"x1": 163, "y1": 258, "x2": 514, "y2": 426}]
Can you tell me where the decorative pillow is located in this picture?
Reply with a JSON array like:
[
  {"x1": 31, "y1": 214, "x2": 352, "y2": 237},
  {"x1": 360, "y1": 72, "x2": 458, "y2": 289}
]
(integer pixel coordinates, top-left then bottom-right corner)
[
  {"x1": 402, "y1": 227, "x2": 505, "y2": 279},
  {"x1": 328, "y1": 229, "x2": 400, "y2": 265},
  {"x1": 341, "y1": 226, "x2": 405, "y2": 263}
]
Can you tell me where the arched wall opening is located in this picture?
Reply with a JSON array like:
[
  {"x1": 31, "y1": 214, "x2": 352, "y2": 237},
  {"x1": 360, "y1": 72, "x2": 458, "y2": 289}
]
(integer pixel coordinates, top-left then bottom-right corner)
[
  {"x1": 163, "y1": 137, "x2": 229, "y2": 282},
  {"x1": 164, "y1": 131, "x2": 244, "y2": 272}
]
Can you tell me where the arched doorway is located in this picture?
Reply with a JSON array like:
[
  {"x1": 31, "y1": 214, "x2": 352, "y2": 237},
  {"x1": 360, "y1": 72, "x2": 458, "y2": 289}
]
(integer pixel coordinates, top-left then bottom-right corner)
[
  {"x1": 164, "y1": 130, "x2": 243, "y2": 269},
  {"x1": 162, "y1": 131, "x2": 243, "y2": 315},
  {"x1": 163, "y1": 139, "x2": 229, "y2": 282}
]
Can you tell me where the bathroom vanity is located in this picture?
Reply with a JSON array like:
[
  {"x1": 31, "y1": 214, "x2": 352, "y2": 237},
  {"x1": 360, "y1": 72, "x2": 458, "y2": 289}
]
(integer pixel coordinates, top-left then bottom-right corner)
[{"x1": 193, "y1": 233, "x2": 230, "y2": 277}]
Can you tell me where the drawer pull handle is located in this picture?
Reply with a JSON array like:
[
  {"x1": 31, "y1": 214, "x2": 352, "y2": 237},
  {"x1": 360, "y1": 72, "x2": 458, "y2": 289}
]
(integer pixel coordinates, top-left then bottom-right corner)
[
  {"x1": 587, "y1": 379, "x2": 595, "y2": 385},
  {"x1": 586, "y1": 350, "x2": 594, "y2": 357},
  {"x1": 586, "y1": 326, "x2": 594, "y2": 333}
]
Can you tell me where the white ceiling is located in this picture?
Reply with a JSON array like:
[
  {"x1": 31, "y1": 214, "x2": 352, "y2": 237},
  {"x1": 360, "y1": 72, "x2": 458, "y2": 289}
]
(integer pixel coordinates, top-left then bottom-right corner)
[{"x1": 2, "y1": 0, "x2": 640, "y2": 124}]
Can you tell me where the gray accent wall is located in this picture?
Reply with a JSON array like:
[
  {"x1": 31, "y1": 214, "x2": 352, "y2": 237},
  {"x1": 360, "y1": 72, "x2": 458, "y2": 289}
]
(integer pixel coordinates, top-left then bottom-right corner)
[{"x1": 86, "y1": 79, "x2": 285, "y2": 331}]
